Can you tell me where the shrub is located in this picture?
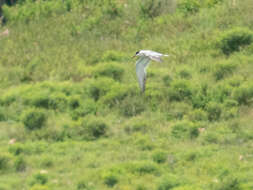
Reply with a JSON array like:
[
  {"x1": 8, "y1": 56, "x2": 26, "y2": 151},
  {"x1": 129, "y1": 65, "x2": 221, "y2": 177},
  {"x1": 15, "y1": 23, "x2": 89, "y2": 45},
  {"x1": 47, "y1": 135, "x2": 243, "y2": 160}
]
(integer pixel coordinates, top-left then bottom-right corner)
[
  {"x1": 205, "y1": 0, "x2": 223, "y2": 7},
  {"x1": 86, "y1": 119, "x2": 107, "y2": 139},
  {"x1": 2, "y1": 0, "x2": 71, "y2": 23},
  {"x1": 209, "y1": 84, "x2": 233, "y2": 104},
  {"x1": 118, "y1": 96, "x2": 145, "y2": 117},
  {"x1": 30, "y1": 185, "x2": 50, "y2": 190},
  {"x1": 178, "y1": 0, "x2": 200, "y2": 14},
  {"x1": 30, "y1": 173, "x2": 48, "y2": 186},
  {"x1": 171, "y1": 120, "x2": 199, "y2": 139},
  {"x1": 144, "y1": 82, "x2": 167, "y2": 111},
  {"x1": 165, "y1": 102, "x2": 192, "y2": 120},
  {"x1": 102, "y1": 50, "x2": 126, "y2": 62},
  {"x1": 103, "y1": 0, "x2": 122, "y2": 18},
  {"x1": 77, "y1": 180, "x2": 94, "y2": 190},
  {"x1": 27, "y1": 93, "x2": 50, "y2": 109},
  {"x1": 22, "y1": 108, "x2": 47, "y2": 130},
  {"x1": 136, "y1": 184, "x2": 147, "y2": 190},
  {"x1": 77, "y1": 180, "x2": 87, "y2": 190},
  {"x1": 9, "y1": 143, "x2": 24, "y2": 156},
  {"x1": 191, "y1": 83, "x2": 210, "y2": 109},
  {"x1": 203, "y1": 132, "x2": 219, "y2": 144},
  {"x1": 172, "y1": 185, "x2": 202, "y2": 190},
  {"x1": 217, "y1": 28, "x2": 253, "y2": 55},
  {"x1": 152, "y1": 150, "x2": 167, "y2": 164},
  {"x1": 232, "y1": 83, "x2": 253, "y2": 105},
  {"x1": 215, "y1": 176, "x2": 242, "y2": 190},
  {"x1": 205, "y1": 102, "x2": 222, "y2": 121},
  {"x1": 213, "y1": 62, "x2": 237, "y2": 80},
  {"x1": 224, "y1": 99, "x2": 238, "y2": 107},
  {"x1": 178, "y1": 69, "x2": 192, "y2": 79},
  {"x1": 184, "y1": 151, "x2": 198, "y2": 161},
  {"x1": 48, "y1": 92, "x2": 68, "y2": 111},
  {"x1": 168, "y1": 80, "x2": 192, "y2": 101},
  {"x1": 0, "y1": 108, "x2": 6, "y2": 121},
  {"x1": 14, "y1": 156, "x2": 26, "y2": 172},
  {"x1": 78, "y1": 116, "x2": 108, "y2": 140},
  {"x1": 188, "y1": 109, "x2": 208, "y2": 121},
  {"x1": 140, "y1": 0, "x2": 164, "y2": 18},
  {"x1": 124, "y1": 119, "x2": 149, "y2": 134},
  {"x1": 222, "y1": 107, "x2": 238, "y2": 119},
  {"x1": 87, "y1": 78, "x2": 116, "y2": 101},
  {"x1": 129, "y1": 161, "x2": 158, "y2": 175},
  {"x1": 100, "y1": 84, "x2": 129, "y2": 107},
  {"x1": 135, "y1": 135, "x2": 155, "y2": 151},
  {"x1": 0, "y1": 154, "x2": 10, "y2": 171},
  {"x1": 39, "y1": 156, "x2": 54, "y2": 168},
  {"x1": 68, "y1": 95, "x2": 81, "y2": 110},
  {"x1": 103, "y1": 172, "x2": 119, "y2": 187},
  {"x1": 93, "y1": 62, "x2": 124, "y2": 81},
  {"x1": 162, "y1": 75, "x2": 173, "y2": 86},
  {"x1": 70, "y1": 99, "x2": 97, "y2": 120},
  {"x1": 157, "y1": 174, "x2": 181, "y2": 190}
]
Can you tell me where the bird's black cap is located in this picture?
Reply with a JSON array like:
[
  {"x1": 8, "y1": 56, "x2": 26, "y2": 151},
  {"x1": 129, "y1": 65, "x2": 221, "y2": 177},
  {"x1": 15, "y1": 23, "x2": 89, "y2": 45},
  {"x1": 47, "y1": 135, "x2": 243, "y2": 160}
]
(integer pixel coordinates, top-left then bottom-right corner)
[{"x1": 136, "y1": 51, "x2": 140, "y2": 55}]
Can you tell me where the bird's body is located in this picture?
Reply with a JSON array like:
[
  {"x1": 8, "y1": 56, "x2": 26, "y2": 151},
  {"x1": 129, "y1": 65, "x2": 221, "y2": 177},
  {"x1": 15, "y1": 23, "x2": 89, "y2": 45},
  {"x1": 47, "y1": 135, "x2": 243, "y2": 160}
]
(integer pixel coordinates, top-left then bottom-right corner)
[{"x1": 134, "y1": 50, "x2": 168, "y2": 93}]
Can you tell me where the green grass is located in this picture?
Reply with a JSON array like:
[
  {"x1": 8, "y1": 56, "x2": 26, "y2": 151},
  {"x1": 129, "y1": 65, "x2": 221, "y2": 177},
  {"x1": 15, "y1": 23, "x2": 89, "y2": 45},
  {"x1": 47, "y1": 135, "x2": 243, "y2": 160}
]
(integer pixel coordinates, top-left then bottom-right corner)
[{"x1": 1, "y1": 0, "x2": 253, "y2": 189}]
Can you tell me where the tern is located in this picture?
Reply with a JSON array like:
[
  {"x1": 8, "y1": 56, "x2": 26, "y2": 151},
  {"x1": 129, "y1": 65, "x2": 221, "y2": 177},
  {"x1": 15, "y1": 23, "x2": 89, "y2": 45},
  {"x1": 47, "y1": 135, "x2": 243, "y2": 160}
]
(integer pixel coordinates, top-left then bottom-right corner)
[{"x1": 132, "y1": 50, "x2": 169, "y2": 93}]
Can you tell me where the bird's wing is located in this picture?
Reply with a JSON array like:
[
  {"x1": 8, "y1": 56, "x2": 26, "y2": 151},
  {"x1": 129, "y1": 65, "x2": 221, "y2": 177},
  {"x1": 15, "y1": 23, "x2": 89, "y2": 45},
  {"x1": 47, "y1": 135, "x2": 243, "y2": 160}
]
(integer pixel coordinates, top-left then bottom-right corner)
[
  {"x1": 141, "y1": 50, "x2": 168, "y2": 62},
  {"x1": 149, "y1": 55, "x2": 163, "y2": 62},
  {"x1": 136, "y1": 56, "x2": 150, "y2": 92}
]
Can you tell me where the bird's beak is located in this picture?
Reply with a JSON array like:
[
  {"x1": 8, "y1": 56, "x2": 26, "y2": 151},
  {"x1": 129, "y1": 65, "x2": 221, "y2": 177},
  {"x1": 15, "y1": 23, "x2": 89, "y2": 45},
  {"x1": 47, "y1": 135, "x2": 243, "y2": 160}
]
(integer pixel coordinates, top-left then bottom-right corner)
[{"x1": 132, "y1": 55, "x2": 136, "y2": 58}]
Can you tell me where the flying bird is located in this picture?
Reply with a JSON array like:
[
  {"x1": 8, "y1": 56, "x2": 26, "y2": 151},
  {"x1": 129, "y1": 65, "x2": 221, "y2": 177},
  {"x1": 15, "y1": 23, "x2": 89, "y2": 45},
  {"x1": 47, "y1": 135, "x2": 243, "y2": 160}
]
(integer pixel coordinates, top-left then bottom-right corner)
[{"x1": 133, "y1": 50, "x2": 169, "y2": 93}]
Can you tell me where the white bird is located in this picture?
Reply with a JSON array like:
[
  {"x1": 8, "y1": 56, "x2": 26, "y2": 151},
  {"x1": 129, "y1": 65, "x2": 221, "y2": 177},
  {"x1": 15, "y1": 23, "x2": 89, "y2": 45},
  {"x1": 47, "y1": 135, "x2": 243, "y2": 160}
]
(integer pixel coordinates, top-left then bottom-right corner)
[{"x1": 133, "y1": 50, "x2": 169, "y2": 93}]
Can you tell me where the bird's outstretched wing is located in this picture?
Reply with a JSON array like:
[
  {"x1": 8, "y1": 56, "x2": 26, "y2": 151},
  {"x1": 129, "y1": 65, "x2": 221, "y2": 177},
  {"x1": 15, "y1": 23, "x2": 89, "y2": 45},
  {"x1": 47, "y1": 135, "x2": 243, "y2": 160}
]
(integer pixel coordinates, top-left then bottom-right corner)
[
  {"x1": 136, "y1": 56, "x2": 150, "y2": 92},
  {"x1": 141, "y1": 50, "x2": 168, "y2": 63}
]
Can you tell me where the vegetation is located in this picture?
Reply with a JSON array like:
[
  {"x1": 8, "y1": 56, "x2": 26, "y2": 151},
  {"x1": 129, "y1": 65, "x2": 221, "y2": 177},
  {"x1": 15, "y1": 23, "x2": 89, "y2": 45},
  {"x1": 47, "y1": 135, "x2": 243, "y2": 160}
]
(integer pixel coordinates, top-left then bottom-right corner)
[{"x1": 0, "y1": 0, "x2": 253, "y2": 189}]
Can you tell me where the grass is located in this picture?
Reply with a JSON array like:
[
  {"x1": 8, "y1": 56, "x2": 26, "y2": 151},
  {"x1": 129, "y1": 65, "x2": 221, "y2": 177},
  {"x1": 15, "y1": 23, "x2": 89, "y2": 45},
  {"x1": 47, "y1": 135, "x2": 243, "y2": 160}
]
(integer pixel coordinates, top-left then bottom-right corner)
[{"x1": 0, "y1": 0, "x2": 253, "y2": 189}]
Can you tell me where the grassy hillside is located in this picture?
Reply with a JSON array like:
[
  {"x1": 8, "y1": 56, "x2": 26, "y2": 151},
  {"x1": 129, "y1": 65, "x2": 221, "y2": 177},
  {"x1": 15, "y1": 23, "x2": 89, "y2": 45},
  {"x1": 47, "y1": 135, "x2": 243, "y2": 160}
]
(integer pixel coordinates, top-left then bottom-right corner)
[{"x1": 0, "y1": 0, "x2": 253, "y2": 189}]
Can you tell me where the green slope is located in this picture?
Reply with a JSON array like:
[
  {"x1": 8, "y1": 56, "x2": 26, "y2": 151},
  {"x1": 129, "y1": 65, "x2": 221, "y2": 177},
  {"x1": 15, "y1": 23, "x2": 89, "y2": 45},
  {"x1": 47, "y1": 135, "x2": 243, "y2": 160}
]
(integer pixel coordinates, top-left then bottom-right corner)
[{"x1": 0, "y1": 0, "x2": 253, "y2": 189}]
